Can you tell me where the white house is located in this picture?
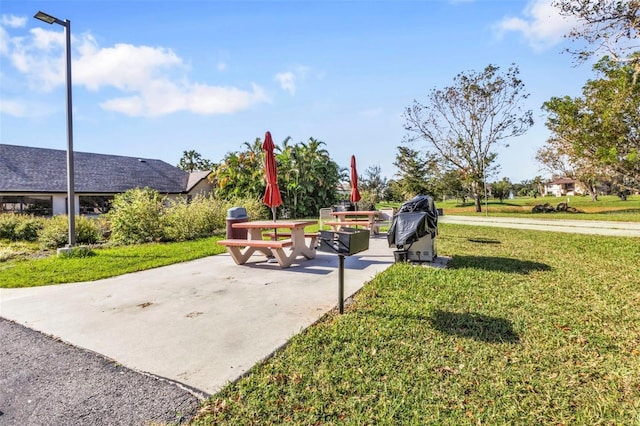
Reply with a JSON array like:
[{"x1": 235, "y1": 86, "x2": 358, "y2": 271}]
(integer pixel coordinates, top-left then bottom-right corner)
[{"x1": 543, "y1": 178, "x2": 584, "y2": 197}]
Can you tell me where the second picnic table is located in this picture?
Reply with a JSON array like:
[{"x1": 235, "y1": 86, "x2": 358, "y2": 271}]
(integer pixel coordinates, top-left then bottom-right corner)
[{"x1": 324, "y1": 210, "x2": 379, "y2": 234}]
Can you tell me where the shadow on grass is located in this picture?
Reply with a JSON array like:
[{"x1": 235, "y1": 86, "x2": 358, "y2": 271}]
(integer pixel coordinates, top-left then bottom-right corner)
[
  {"x1": 467, "y1": 238, "x2": 501, "y2": 244},
  {"x1": 430, "y1": 309, "x2": 520, "y2": 343},
  {"x1": 448, "y1": 255, "x2": 552, "y2": 274},
  {"x1": 490, "y1": 201, "x2": 522, "y2": 207}
]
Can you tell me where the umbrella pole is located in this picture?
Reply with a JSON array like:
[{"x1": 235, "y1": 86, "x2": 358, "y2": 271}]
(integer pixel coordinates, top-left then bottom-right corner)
[
  {"x1": 338, "y1": 255, "x2": 345, "y2": 314},
  {"x1": 272, "y1": 206, "x2": 277, "y2": 239},
  {"x1": 266, "y1": 206, "x2": 278, "y2": 263}
]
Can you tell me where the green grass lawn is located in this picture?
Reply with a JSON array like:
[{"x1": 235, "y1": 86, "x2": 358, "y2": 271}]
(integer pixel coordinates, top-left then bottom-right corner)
[
  {"x1": 0, "y1": 236, "x2": 226, "y2": 288},
  {"x1": 193, "y1": 223, "x2": 640, "y2": 425}
]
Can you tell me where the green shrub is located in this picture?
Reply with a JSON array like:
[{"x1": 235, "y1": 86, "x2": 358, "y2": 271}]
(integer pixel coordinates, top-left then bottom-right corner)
[
  {"x1": 0, "y1": 214, "x2": 20, "y2": 240},
  {"x1": 162, "y1": 195, "x2": 263, "y2": 241},
  {"x1": 106, "y1": 187, "x2": 166, "y2": 244},
  {"x1": 14, "y1": 217, "x2": 45, "y2": 242},
  {"x1": 38, "y1": 215, "x2": 102, "y2": 248},
  {"x1": 163, "y1": 196, "x2": 213, "y2": 242},
  {"x1": 76, "y1": 216, "x2": 103, "y2": 245},
  {"x1": 0, "y1": 214, "x2": 45, "y2": 242},
  {"x1": 94, "y1": 215, "x2": 112, "y2": 241},
  {"x1": 38, "y1": 215, "x2": 69, "y2": 248}
]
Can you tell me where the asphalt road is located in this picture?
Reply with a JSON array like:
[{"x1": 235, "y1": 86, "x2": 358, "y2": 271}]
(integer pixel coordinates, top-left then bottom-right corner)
[{"x1": 0, "y1": 317, "x2": 203, "y2": 425}]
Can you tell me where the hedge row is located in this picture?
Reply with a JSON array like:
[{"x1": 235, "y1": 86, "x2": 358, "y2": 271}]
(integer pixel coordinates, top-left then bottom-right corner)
[{"x1": 0, "y1": 188, "x2": 264, "y2": 248}]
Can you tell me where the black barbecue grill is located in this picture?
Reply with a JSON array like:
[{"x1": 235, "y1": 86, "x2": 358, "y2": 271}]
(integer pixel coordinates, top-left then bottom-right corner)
[{"x1": 387, "y1": 194, "x2": 439, "y2": 262}]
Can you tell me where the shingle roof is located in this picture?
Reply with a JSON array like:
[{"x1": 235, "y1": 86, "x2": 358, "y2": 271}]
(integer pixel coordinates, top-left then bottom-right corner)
[
  {"x1": 0, "y1": 144, "x2": 194, "y2": 194},
  {"x1": 549, "y1": 178, "x2": 576, "y2": 184},
  {"x1": 186, "y1": 170, "x2": 211, "y2": 192}
]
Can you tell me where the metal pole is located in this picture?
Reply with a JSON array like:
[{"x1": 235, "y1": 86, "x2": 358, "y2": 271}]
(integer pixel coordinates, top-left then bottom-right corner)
[
  {"x1": 64, "y1": 19, "x2": 76, "y2": 246},
  {"x1": 338, "y1": 255, "x2": 345, "y2": 314},
  {"x1": 33, "y1": 12, "x2": 75, "y2": 246}
]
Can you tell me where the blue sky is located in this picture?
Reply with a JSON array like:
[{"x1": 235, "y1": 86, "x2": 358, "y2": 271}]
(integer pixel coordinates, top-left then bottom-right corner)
[{"x1": 1, "y1": 0, "x2": 594, "y2": 183}]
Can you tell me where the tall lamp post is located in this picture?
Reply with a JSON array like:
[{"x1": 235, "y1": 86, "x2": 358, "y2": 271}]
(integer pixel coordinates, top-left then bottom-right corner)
[{"x1": 34, "y1": 11, "x2": 76, "y2": 247}]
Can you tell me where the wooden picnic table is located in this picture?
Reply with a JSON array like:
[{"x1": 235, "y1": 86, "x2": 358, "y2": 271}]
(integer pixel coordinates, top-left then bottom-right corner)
[
  {"x1": 324, "y1": 210, "x2": 379, "y2": 234},
  {"x1": 217, "y1": 220, "x2": 318, "y2": 268}
]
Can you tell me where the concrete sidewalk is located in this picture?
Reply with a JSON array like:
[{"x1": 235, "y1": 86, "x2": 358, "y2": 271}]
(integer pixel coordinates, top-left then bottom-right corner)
[
  {"x1": 439, "y1": 215, "x2": 640, "y2": 237},
  {"x1": 0, "y1": 235, "x2": 395, "y2": 396}
]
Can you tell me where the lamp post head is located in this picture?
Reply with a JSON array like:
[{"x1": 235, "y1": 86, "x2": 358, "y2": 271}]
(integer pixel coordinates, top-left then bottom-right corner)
[{"x1": 34, "y1": 11, "x2": 65, "y2": 26}]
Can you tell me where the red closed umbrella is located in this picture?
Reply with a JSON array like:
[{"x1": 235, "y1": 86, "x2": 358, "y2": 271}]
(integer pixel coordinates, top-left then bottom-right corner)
[
  {"x1": 350, "y1": 155, "x2": 361, "y2": 207},
  {"x1": 262, "y1": 131, "x2": 282, "y2": 221}
]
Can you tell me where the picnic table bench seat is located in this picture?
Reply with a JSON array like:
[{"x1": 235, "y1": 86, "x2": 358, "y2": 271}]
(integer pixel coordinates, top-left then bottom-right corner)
[
  {"x1": 217, "y1": 238, "x2": 293, "y2": 248},
  {"x1": 217, "y1": 238, "x2": 297, "y2": 267}
]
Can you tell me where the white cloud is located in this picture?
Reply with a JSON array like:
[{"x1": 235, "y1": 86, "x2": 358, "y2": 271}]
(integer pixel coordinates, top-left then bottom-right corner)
[
  {"x1": 7, "y1": 28, "x2": 68, "y2": 91},
  {"x1": 1, "y1": 20, "x2": 269, "y2": 117},
  {"x1": 74, "y1": 39, "x2": 185, "y2": 91},
  {"x1": 275, "y1": 71, "x2": 296, "y2": 95},
  {"x1": 1, "y1": 14, "x2": 27, "y2": 28},
  {"x1": 274, "y1": 65, "x2": 313, "y2": 95},
  {"x1": 0, "y1": 99, "x2": 27, "y2": 117},
  {"x1": 217, "y1": 61, "x2": 227, "y2": 72},
  {"x1": 494, "y1": 0, "x2": 576, "y2": 52},
  {"x1": 0, "y1": 25, "x2": 9, "y2": 56},
  {"x1": 0, "y1": 98, "x2": 57, "y2": 118},
  {"x1": 101, "y1": 81, "x2": 268, "y2": 117}
]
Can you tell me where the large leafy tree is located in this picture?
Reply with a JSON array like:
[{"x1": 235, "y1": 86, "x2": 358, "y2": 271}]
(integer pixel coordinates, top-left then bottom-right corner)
[
  {"x1": 539, "y1": 56, "x2": 640, "y2": 194},
  {"x1": 491, "y1": 177, "x2": 513, "y2": 202},
  {"x1": 209, "y1": 136, "x2": 340, "y2": 218},
  {"x1": 432, "y1": 169, "x2": 470, "y2": 204},
  {"x1": 554, "y1": 0, "x2": 640, "y2": 74},
  {"x1": 403, "y1": 64, "x2": 533, "y2": 212},
  {"x1": 393, "y1": 146, "x2": 438, "y2": 199},
  {"x1": 209, "y1": 139, "x2": 264, "y2": 200},
  {"x1": 359, "y1": 165, "x2": 388, "y2": 204},
  {"x1": 177, "y1": 150, "x2": 213, "y2": 172},
  {"x1": 276, "y1": 137, "x2": 341, "y2": 218}
]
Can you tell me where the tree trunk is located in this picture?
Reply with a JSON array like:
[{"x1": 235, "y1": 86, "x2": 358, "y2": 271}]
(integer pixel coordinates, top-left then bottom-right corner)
[
  {"x1": 472, "y1": 181, "x2": 482, "y2": 212},
  {"x1": 589, "y1": 183, "x2": 598, "y2": 201}
]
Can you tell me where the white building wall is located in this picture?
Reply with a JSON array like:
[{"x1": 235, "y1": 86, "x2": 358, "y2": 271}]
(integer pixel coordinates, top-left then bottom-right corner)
[
  {"x1": 52, "y1": 194, "x2": 79, "y2": 216},
  {"x1": 188, "y1": 180, "x2": 213, "y2": 198}
]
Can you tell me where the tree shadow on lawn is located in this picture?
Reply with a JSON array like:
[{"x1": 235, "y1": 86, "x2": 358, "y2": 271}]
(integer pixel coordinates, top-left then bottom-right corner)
[
  {"x1": 448, "y1": 256, "x2": 552, "y2": 274},
  {"x1": 600, "y1": 208, "x2": 640, "y2": 215},
  {"x1": 430, "y1": 309, "x2": 520, "y2": 343}
]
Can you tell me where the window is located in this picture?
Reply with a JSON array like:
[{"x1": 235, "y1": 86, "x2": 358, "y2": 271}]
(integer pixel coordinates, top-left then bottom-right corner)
[
  {"x1": 0, "y1": 196, "x2": 53, "y2": 216},
  {"x1": 79, "y1": 196, "x2": 113, "y2": 215}
]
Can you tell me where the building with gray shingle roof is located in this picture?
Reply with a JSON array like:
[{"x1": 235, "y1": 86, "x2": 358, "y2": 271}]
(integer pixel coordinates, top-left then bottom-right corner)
[{"x1": 0, "y1": 144, "x2": 212, "y2": 215}]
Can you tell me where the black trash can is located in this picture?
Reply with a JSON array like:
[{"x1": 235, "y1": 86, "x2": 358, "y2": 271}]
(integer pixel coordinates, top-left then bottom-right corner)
[{"x1": 226, "y1": 207, "x2": 248, "y2": 239}]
